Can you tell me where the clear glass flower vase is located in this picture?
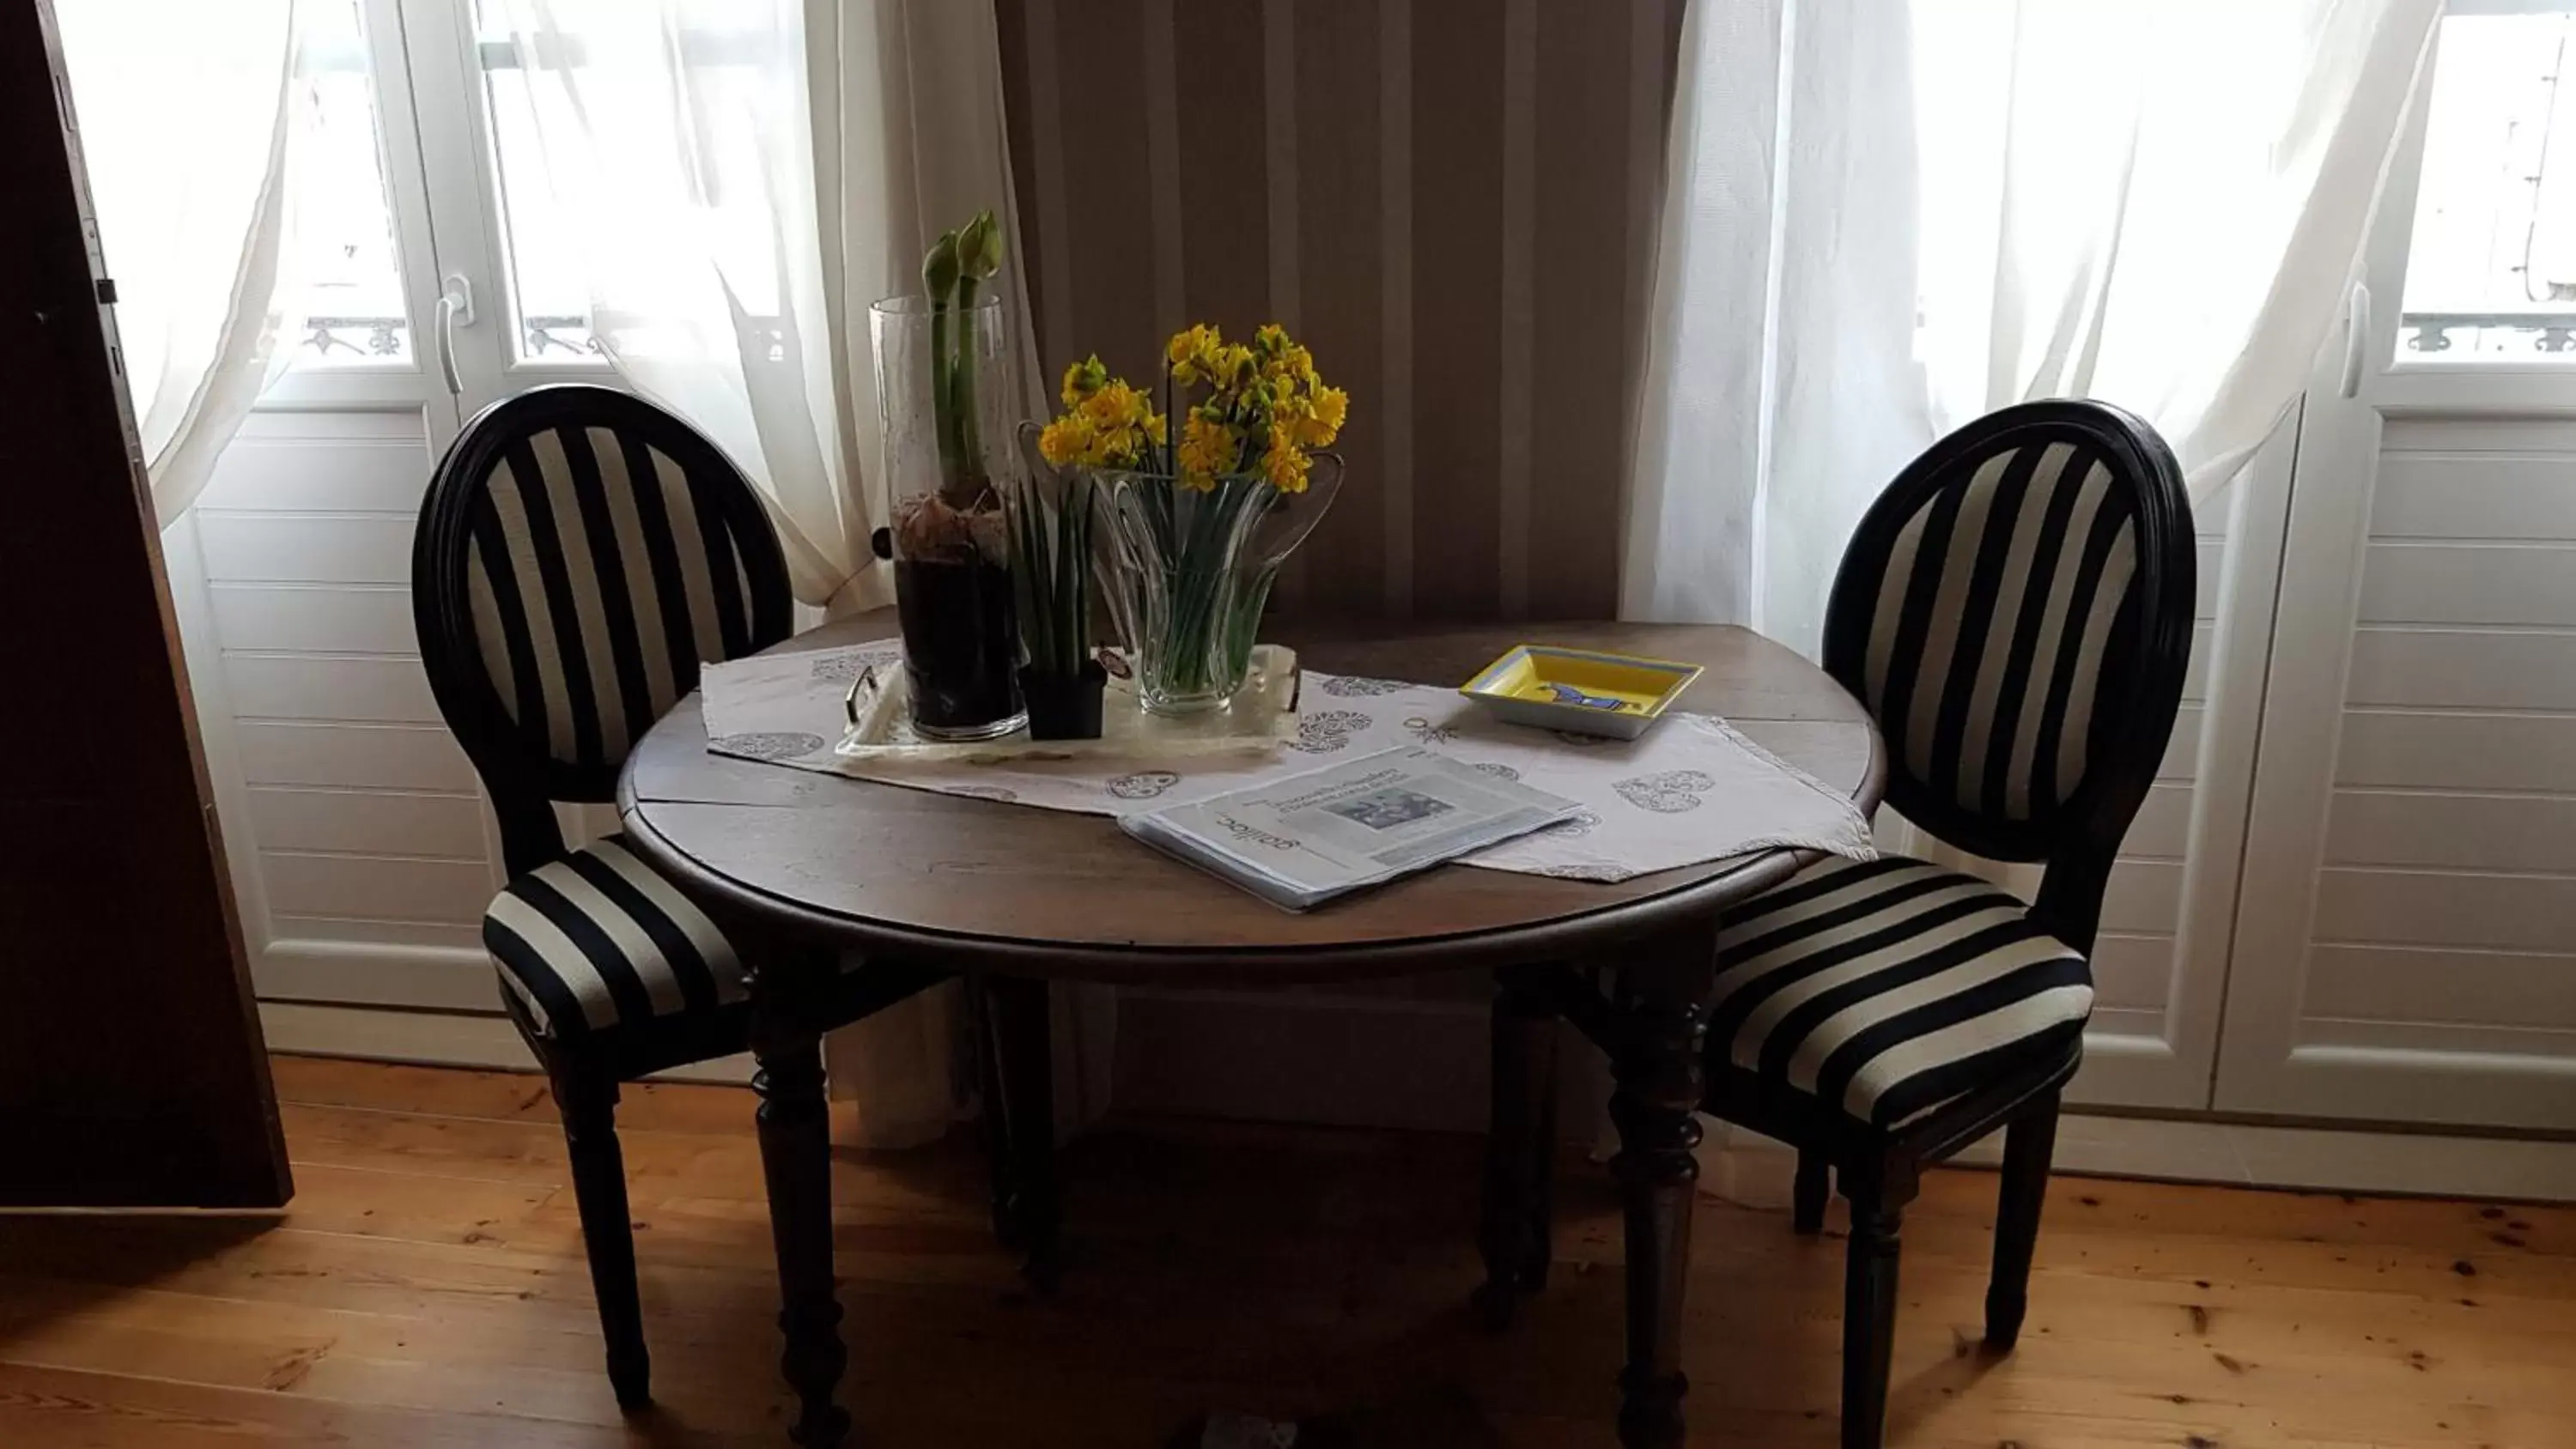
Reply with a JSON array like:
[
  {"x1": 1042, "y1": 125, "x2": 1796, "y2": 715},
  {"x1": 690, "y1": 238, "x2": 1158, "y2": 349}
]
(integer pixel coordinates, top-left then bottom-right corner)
[
  {"x1": 1093, "y1": 454, "x2": 1343, "y2": 715},
  {"x1": 870, "y1": 293, "x2": 1025, "y2": 741}
]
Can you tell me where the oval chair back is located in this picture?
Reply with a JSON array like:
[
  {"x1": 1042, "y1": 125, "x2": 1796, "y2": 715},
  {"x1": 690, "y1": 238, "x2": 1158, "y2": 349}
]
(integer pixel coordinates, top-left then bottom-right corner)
[
  {"x1": 1819, "y1": 398, "x2": 2196, "y2": 952},
  {"x1": 412, "y1": 384, "x2": 793, "y2": 877}
]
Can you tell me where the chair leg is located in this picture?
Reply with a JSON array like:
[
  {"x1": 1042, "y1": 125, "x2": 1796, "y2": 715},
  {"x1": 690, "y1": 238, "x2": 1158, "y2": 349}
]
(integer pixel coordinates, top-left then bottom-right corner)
[
  {"x1": 555, "y1": 1067, "x2": 649, "y2": 1411},
  {"x1": 1476, "y1": 965, "x2": 1562, "y2": 1328},
  {"x1": 1841, "y1": 1192, "x2": 1904, "y2": 1449},
  {"x1": 1985, "y1": 1090, "x2": 2061, "y2": 1351},
  {"x1": 1792, "y1": 1149, "x2": 1831, "y2": 1235},
  {"x1": 962, "y1": 977, "x2": 1022, "y2": 1252}
]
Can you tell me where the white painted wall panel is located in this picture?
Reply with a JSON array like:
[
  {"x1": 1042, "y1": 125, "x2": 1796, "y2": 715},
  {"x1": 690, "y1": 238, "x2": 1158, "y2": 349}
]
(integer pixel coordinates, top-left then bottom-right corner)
[
  {"x1": 222, "y1": 654, "x2": 442, "y2": 724},
  {"x1": 197, "y1": 512, "x2": 417, "y2": 585},
  {"x1": 234, "y1": 721, "x2": 475, "y2": 792},
  {"x1": 246, "y1": 786, "x2": 489, "y2": 861},
  {"x1": 260, "y1": 852, "x2": 493, "y2": 925},
  {"x1": 2372, "y1": 456, "x2": 2576, "y2": 540},
  {"x1": 2347, "y1": 629, "x2": 2576, "y2": 712},
  {"x1": 2302, "y1": 943, "x2": 2576, "y2": 1032},
  {"x1": 196, "y1": 415, "x2": 433, "y2": 513},
  {"x1": 210, "y1": 584, "x2": 416, "y2": 655},
  {"x1": 2337, "y1": 711, "x2": 2576, "y2": 792},
  {"x1": 2360, "y1": 543, "x2": 2576, "y2": 626},
  {"x1": 2313, "y1": 869, "x2": 2576, "y2": 955},
  {"x1": 2327, "y1": 790, "x2": 2576, "y2": 875},
  {"x1": 2102, "y1": 860, "x2": 2184, "y2": 937},
  {"x1": 268, "y1": 915, "x2": 486, "y2": 954},
  {"x1": 2159, "y1": 706, "x2": 2203, "y2": 783},
  {"x1": 2125, "y1": 783, "x2": 2193, "y2": 860},
  {"x1": 2090, "y1": 932, "x2": 2178, "y2": 1015}
]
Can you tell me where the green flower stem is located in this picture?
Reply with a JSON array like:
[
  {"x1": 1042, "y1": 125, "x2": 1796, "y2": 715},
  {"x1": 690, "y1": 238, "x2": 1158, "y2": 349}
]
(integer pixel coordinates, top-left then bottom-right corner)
[{"x1": 952, "y1": 276, "x2": 983, "y2": 497}]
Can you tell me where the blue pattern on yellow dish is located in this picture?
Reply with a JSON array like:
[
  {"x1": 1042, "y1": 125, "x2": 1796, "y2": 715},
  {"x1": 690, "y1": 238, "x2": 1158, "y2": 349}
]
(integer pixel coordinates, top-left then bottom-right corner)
[{"x1": 1460, "y1": 645, "x2": 1704, "y2": 740}]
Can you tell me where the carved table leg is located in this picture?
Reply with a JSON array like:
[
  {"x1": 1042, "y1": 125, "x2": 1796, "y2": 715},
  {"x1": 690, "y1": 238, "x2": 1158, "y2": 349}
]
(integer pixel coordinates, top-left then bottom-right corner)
[
  {"x1": 1608, "y1": 922, "x2": 1717, "y2": 1449},
  {"x1": 1477, "y1": 963, "x2": 1562, "y2": 1329},
  {"x1": 984, "y1": 973, "x2": 1060, "y2": 1289},
  {"x1": 750, "y1": 993, "x2": 848, "y2": 1448}
]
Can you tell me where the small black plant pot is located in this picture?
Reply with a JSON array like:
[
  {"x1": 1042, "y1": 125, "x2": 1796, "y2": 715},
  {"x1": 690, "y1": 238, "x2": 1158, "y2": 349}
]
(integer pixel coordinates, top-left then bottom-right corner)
[{"x1": 1018, "y1": 660, "x2": 1106, "y2": 741}]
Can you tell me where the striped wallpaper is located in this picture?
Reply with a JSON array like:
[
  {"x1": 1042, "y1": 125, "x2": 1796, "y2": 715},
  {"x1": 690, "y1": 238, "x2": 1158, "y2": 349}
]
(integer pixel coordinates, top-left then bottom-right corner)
[{"x1": 998, "y1": 0, "x2": 1686, "y2": 624}]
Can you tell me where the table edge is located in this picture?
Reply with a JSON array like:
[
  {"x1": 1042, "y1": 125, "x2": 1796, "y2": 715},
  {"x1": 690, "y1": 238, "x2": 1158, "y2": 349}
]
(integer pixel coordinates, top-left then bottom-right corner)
[
  {"x1": 623, "y1": 798, "x2": 1866, "y2": 982},
  {"x1": 617, "y1": 621, "x2": 1889, "y2": 980}
]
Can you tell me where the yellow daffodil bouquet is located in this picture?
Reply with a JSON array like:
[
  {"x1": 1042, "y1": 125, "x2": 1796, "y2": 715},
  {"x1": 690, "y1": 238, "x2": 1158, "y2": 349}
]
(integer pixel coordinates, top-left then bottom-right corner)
[{"x1": 1033, "y1": 323, "x2": 1350, "y2": 713}]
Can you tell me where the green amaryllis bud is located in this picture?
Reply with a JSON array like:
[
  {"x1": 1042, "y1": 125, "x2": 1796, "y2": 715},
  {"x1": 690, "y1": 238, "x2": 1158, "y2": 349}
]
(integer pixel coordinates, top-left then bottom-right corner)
[
  {"x1": 923, "y1": 229, "x2": 961, "y2": 304},
  {"x1": 957, "y1": 208, "x2": 1005, "y2": 282}
]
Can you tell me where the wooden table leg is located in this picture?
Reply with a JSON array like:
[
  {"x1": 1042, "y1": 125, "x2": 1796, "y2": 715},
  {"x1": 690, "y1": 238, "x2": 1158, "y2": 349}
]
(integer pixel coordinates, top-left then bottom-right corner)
[
  {"x1": 1476, "y1": 962, "x2": 1561, "y2": 1328},
  {"x1": 962, "y1": 976, "x2": 1023, "y2": 1251},
  {"x1": 983, "y1": 973, "x2": 1060, "y2": 1289},
  {"x1": 751, "y1": 1004, "x2": 848, "y2": 1448},
  {"x1": 1607, "y1": 921, "x2": 1717, "y2": 1449}
]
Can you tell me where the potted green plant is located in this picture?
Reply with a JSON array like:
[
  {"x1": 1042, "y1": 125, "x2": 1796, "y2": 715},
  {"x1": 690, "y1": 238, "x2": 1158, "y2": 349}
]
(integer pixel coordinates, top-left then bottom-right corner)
[
  {"x1": 870, "y1": 210, "x2": 1024, "y2": 740},
  {"x1": 1006, "y1": 431, "x2": 1106, "y2": 739}
]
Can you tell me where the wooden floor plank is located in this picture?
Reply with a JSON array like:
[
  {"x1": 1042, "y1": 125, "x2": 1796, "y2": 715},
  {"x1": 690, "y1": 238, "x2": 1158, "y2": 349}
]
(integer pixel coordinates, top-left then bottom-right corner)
[{"x1": 2, "y1": 1057, "x2": 2569, "y2": 1446}]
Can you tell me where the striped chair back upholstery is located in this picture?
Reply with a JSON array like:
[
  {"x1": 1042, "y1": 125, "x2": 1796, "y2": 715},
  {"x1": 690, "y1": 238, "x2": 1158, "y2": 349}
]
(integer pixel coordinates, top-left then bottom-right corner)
[
  {"x1": 1822, "y1": 400, "x2": 2193, "y2": 868},
  {"x1": 416, "y1": 386, "x2": 791, "y2": 868}
]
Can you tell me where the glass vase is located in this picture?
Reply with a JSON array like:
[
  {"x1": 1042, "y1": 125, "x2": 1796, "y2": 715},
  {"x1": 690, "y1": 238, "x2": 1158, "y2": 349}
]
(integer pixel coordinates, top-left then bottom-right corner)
[
  {"x1": 870, "y1": 294, "x2": 1025, "y2": 740},
  {"x1": 1094, "y1": 453, "x2": 1343, "y2": 715}
]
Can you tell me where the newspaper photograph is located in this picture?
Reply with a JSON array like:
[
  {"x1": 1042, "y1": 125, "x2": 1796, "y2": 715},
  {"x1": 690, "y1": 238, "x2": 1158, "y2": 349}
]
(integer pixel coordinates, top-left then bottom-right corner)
[{"x1": 1119, "y1": 746, "x2": 1582, "y2": 910}]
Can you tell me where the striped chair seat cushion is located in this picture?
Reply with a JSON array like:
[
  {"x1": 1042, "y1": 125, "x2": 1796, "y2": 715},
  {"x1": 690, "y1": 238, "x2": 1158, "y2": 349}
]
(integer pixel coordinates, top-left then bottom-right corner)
[
  {"x1": 483, "y1": 835, "x2": 749, "y2": 1039},
  {"x1": 1708, "y1": 855, "x2": 2092, "y2": 1129}
]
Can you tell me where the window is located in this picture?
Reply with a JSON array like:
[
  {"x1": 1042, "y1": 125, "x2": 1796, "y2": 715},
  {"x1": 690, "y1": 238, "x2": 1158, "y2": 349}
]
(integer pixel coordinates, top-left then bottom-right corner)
[
  {"x1": 470, "y1": 15, "x2": 596, "y2": 361},
  {"x1": 466, "y1": 1, "x2": 793, "y2": 367},
  {"x1": 290, "y1": 0, "x2": 412, "y2": 368},
  {"x1": 2397, "y1": 8, "x2": 2576, "y2": 362}
]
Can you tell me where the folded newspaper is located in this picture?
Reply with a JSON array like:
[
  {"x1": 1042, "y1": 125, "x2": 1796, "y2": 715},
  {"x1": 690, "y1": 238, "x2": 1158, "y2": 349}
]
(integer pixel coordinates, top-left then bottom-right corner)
[{"x1": 1119, "y1": 746, "x2": 1583, "y2": 911}]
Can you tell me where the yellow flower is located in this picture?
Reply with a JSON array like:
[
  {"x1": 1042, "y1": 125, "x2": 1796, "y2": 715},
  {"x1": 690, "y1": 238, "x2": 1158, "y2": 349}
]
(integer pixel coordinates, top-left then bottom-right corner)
[
  {"x1": 1060, "y1": 355, "x2": 1108, "y2": 409},
  {"x1": 1213, "y1": 343, "x2": 1255, "y2": 391},
  {"x1": 1144, "y1": 411, "x2": 1168, "y2": 446},
  {"x1": 1261, "y1": 423, "x2": 1310, "y2": 494},
  {"x1": 1293, "y1": 385, "x2": 1347, "y2": 447},
  {"x1": 1037, "y1": 415, "x2": 1093, "y2": 468},
  {"x1": 1178, "y1": 413, "x2": 1236, "y2": 489},
  {"x1": 1167, "y1": 323, "x2": 1223, "y2": 385}
]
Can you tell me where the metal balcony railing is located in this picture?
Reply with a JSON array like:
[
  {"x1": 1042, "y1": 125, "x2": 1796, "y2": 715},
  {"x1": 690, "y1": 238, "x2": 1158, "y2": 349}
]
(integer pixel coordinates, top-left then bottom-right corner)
[{"x1": 2399, "y1": 311, "x2": 2576, "y2": 357}]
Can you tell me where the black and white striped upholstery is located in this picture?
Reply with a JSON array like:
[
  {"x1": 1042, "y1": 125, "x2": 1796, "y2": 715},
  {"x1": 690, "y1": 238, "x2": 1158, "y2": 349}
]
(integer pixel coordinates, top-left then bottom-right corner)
[
  {"x1": 1853, "y1": 433, "x2": 2139, "y2": 828},
  {"x1": 415, "y1": 385, "x2": 794, "y2": 1054},
  {"x1": 1710, "y1": 857, "x2": 2089, "y2": 1127},
  {"x1": 455, "y1": 401, "x2": 777, "y2": 773},
  {"x1": 483, "y1": 834, "x2": 747, "y2": 1040}
]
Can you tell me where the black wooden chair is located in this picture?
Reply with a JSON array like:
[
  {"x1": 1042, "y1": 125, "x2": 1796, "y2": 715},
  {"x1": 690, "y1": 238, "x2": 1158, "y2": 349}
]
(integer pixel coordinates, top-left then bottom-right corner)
[
  {"x1": 410, "y1": 384, "x2": 963, "y2": 1411},
  {"x1": 1703, "y1": 399, "x2": 2194, "y2": 1446}
]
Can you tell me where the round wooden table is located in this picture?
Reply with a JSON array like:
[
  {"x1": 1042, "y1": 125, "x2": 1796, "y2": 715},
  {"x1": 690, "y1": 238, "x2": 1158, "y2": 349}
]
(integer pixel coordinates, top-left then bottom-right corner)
[{"x1": 620, "y1": 616, "x2": 1881, "y2": 1449}]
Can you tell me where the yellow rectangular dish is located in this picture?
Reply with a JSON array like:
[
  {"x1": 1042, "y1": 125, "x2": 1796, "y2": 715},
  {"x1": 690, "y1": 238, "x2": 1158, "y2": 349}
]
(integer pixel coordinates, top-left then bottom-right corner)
[{"x1": 1459, "y1": 645, "x2": 1704, "y2": 740}]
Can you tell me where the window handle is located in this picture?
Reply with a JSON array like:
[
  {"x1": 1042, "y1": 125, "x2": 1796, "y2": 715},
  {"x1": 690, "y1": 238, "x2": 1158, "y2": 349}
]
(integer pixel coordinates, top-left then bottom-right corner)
[
  {"x1": 434, "y1": 272, "x2": 475, "y2": 397},
  {"x1": 2338, "y1": 281, "x2": 2371, "y2": 400}
]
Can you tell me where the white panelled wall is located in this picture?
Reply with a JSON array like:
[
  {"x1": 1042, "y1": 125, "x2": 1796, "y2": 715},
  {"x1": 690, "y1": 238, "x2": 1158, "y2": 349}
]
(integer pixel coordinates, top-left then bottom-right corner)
[{"x1": 170, "y1": 409, "x2": 503, "y2": 1014}]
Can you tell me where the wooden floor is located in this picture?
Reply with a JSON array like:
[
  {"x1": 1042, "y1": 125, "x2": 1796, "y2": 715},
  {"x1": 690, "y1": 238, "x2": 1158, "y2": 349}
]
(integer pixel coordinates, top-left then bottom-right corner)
[{"x1": 2, "y1": 1059, "x2": 2570, "y2": 1447}]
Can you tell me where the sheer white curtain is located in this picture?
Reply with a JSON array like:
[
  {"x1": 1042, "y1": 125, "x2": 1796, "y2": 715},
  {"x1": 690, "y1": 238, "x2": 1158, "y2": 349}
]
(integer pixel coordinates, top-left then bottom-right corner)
[
  {"x1": 491, "y1": 0, "x2": 1092, "y2": 1148},
  {"x1": 56, "y1": 0, "x2": 304, "y2": 525},
  {"x1": 1625, "y1": 0, "x2": 2440, "y2": 655}
]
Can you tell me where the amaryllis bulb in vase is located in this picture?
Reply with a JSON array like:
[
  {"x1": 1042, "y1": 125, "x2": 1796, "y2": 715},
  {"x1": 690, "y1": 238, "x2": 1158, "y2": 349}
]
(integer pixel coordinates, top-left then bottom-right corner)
[
  {"x1": 1036, "y1": 323, "x2": 1348, "y2": 716},
  {"x1": 872, "y1": 209, "x2": 1024, "y2": 740}
]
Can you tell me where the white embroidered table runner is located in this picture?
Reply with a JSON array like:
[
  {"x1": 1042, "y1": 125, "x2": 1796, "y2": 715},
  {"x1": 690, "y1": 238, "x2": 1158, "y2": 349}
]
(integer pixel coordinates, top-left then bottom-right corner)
[{"x1": 698, "y1": 641, "x2": 1875, "y2": 883}]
